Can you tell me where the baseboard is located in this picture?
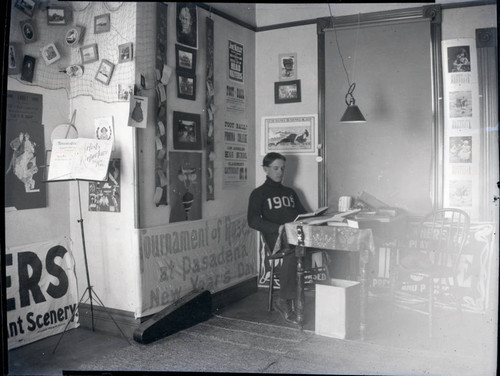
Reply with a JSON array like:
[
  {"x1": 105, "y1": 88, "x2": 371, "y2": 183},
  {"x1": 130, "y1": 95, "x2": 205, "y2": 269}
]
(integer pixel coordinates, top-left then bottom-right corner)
[
  {"x1": 212, "y1": 276, "x2": 258, "y2": 311},
  {"x1": 78, "y1": 277, "x2": 257, "y2": 339}
]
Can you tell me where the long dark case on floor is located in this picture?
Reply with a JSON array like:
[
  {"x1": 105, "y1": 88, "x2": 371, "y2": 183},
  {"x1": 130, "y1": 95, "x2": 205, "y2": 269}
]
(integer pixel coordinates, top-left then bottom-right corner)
[{"x1": 133, "y1": 289, "x2": 212, "y2": 344}]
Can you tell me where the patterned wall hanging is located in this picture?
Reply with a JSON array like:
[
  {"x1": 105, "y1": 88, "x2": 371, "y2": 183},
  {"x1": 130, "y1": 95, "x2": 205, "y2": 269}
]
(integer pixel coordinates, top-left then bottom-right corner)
[
  {"x1": 154, "y1": 2, "x2": 169, "y2": 206},
  {"x1": 205, "y1": 16, "x2": 215, "y2": 200}
]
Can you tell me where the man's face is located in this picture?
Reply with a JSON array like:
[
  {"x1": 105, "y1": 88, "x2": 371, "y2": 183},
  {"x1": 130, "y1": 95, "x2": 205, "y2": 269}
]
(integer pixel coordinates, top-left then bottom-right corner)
[
  {"x1": 264, "y1": 159, "x2": 285, "y2": 183},
  {"x1": 179, "y1": 8, "x2": 191, "y2": 31}
]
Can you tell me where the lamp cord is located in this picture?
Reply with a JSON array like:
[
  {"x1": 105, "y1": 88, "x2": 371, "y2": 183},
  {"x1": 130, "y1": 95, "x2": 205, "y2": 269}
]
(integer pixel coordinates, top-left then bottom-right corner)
[
  {"x1": 328, "y1": 5, "x2": 362, "y2": 90},
  {"x1": 328, "y1": 3, "x2": 351, "y2": 87}
]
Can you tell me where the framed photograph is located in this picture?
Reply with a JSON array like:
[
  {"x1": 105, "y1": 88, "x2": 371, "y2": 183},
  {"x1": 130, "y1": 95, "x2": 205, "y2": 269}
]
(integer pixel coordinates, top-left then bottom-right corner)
[
  {"x1": 47, "y1": 7, "x2": 68, "y2": 25},
  {"x1": 118, "y1": 42, "x2": 133, "y2": 63},
  {"x1": 274, "y1": 79, "x2": 301, "y2": 104},
  {"x1": 94, "y1": 13, "x2": 111, "y2": 34},
  {"x1": 175, "y1": 44, "x2": 196, "y2": 72},
  {"x1": 95, "y1": 59, "x2": 115, "y2": 85},
  {"x1": 176, "y1": 3, "x2": 197, "y2": 49},
  {"x1": 14, "y1": 0, "x2": 36, "y2": 17},
  {"x1": 279, "y1": 52, "x2": 297, "y2": 80},
  {"x1": 20, "y1": 19, "x2": 37, "y2": 44},
  {"x1": 41, "y1": 42, "x2": 61, "y2": 65},
  {"x1": 262, "y1": 114, "x2": 317, "y2": 155},
  {"x1": 173, "y1": 111, "x2": 202, "y2": 150},
  {"x1": 176, "y1": 71, "x2": 196, "y2": 101},
  {"x1": 80, "y1": 43, "x2": 98, "y2": 64},
  {"x1": 21, "y1": 55, "x2": 36, "y2": 83},
  {"x1": 64, "y1": 26, "x2": 84, "y2": 47}
]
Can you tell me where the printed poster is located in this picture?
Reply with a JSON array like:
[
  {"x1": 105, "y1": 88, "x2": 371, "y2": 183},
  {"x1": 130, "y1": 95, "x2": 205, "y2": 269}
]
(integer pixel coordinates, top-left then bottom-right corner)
[
  {"x1": 89, "y1": 158, "x2": 121, "y2": 212},
  {"x1": 169, "y1": 152, "x2": 202, "y2": 223},
  {"x1": 225, "y1": 83, "x2": 245, "y2": 113},
  {"x1": 137, "y1": 213, "x2": 257, "y2": 317},
  {"x1": 5, "y1": 91, "x2": 46, "y2": 210},
  {"x1": 6, "y1": 237, "x2": 79, "y2": 349},
  {"x1": 223, "y1": 121, "x2": 248, "y2": 186},
  {"x1": 228, "y1": 40, "x2": 243, "y2": 83},
  {"x1": 442, "y1": 39, "x2": 479, "y2": 219}
]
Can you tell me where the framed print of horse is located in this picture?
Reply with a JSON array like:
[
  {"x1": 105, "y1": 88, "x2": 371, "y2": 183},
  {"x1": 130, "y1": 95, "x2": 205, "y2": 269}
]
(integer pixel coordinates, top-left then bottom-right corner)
[{"x1": 262, "y1": 114, "x2": 317, "y2": 155}]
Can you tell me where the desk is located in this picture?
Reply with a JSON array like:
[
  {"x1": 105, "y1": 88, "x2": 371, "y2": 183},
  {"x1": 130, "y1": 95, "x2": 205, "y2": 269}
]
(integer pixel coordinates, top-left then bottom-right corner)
[{"x1": 285, "y1": 223, "x2": 375, "y2": 340}]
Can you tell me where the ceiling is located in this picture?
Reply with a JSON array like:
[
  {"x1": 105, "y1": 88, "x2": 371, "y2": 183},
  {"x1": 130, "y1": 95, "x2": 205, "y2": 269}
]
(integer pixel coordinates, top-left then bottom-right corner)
[{"x1": 205, "y1": 1, "x2": 490, "y2": 29}]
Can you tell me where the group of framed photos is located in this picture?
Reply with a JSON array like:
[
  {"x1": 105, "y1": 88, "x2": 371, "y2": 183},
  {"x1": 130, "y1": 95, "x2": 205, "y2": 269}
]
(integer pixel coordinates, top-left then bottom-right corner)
[
  {"x1": 174, "y1": 2, "x2": 198, "y2": 101},
  {"x1": 175, "y1": 44, "x2": 197, "y2": 100},
  {"x1": 14, "y1": 0, "x2": 133, "y2": 87},
  {"x1": 275, "y1": 52, "x2": 301, "y2": 104}
]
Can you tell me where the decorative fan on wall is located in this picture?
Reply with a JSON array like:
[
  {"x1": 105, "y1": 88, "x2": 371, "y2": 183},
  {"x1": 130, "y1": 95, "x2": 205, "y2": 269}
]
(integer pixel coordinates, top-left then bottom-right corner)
[{"x1": 50, "y1": 110, "x2": 79, "y2": 145}]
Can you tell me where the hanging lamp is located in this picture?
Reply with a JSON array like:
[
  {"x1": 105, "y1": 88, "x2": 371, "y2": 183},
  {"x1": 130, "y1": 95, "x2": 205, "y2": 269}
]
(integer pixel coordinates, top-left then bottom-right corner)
[
  {"x1": 328, "y1": 6, "x2": 366, "y2": 123},
  {"x1": 340, "y1": 83, "x2": 366, "y2": 122}
]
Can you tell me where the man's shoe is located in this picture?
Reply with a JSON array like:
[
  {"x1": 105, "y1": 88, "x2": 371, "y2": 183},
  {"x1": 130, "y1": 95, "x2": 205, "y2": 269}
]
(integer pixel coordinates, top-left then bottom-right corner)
[{"x1": 274, "y1": 298, "x2": 298, "y2": 325}]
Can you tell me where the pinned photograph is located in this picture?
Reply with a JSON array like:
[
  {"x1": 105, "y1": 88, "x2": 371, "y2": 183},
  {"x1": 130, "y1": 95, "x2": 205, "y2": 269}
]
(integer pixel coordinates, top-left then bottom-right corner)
[
  {"x1": 117, "y1": 83, "x2": 134, "y2": 101},
  {"x1": 118, "y1": 42, "x2": 133, "y2": 63},
  {"x1": 80, "y1": 43, "x2": 99, "y2": 64},
  {"x1": 20, "y1": 19, "x2": 37, "y2": 44},
  {"x1": 128, "y1": 95, "x2": 148, "y2": 128},
  {"x1": 64, "y1": 26, "x2": 84, "y2": 47},
  {"x1": 41, "y1": 43, "x2": 61, "y2": 65},
  {"x1": 8, "y1": 44, "x2": 20, "y2": 74},
  {"x1": 94, "y1": 13, "x2": 111, "y2": 34},
  {"x1": 15, "y1": 0, "x2": 36, "y2": 17},
  {"x1": 95, "y1": 59, "x2": 115, "y2": 85},
  {"x1": 95, "y1": 116, "x2": 115, "y2": 150},
  {"x1": 47, "y1": 7, "x2": 68, "y2": 25}
]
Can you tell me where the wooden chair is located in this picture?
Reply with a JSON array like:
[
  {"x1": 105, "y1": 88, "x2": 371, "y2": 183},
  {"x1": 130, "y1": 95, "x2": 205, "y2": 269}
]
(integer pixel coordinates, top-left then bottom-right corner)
[
  {"x1": 260, "y1": 233, "x2": 330, "y2": 312},
  {"x1": 390, "y1": 208, "x2": 470, "y2": 338}
]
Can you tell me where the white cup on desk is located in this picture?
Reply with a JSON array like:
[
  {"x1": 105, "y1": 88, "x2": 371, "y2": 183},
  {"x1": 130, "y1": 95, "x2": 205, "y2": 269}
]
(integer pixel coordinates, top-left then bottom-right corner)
[{"x1": 338, "y1": 196, "x2": 352, "y2": 212}]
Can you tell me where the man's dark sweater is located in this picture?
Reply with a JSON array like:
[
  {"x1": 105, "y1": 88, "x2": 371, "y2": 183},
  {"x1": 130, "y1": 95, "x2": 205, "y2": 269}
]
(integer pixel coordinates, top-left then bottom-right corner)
[{"x1": 247, "y1": 177, "x2": 306, "y2": 249}]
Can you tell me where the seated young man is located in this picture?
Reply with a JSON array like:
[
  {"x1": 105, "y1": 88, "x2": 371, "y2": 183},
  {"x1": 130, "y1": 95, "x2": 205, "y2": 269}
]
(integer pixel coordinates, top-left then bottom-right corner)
[{"x1": 247, "y1": 152, "x2": 307, "y2": 324}]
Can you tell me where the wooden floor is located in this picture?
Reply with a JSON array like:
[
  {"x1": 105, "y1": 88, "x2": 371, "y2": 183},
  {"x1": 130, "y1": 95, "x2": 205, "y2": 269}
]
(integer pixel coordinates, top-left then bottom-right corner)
[{"x1": 7, "y1": 288, "x2": 498, "y2": 375}]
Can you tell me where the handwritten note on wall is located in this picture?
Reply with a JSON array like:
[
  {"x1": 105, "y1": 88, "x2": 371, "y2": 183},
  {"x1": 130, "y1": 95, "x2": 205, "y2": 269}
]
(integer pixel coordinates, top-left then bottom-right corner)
[{"x1": 48, "y1": 138, "x2": 113, "y2": 182}]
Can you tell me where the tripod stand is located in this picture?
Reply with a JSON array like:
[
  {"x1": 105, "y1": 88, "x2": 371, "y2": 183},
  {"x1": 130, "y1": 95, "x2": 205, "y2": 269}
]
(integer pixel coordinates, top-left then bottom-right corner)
[{"x1": 53, "y1": 180, "x2": 130, "y2": 354}]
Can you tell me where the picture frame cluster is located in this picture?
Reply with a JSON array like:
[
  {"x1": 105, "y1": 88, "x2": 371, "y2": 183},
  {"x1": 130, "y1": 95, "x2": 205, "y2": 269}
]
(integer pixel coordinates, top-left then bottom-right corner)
[
  {"x1": 13, "y1": 2, "x2": 134, "y2": 89},
  {"x1": 275, "y1": 52, "x2": 301, "y2": 104},
  {"x1": 175, "y1": 44, "x2": 197, "y2": 101}
]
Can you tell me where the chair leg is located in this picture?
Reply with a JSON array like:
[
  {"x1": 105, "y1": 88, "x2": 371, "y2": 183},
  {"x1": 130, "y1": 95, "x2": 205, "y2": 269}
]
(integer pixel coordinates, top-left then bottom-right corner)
[
  {"x1": 428, "y1": 278, "x2": 434, "y2": 338},
  {"x1": 453, "y1": 275, "x2": 463, "y2": 324},
  {"x1": 268, "y1": 261, "x2": 275, "y2": 312}
]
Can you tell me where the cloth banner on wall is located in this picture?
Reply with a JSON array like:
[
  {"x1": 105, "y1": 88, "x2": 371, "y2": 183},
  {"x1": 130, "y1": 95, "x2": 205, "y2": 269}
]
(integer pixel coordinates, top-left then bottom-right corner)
[
  {"x1": 137, "y1": 213, "x2": 257, "y2": 317},
  {"x1": 5, "y1": 237, "x2": 79, "y2": 349},
  {"x1": 397, "y1": 223, "x2": 495, "y2": 313}
]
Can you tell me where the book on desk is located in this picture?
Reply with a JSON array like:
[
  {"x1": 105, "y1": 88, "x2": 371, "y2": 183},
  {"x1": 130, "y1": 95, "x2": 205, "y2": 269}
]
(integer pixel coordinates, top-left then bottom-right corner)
[{"x1": 294, "y1": 208, "x2": 361, "y2": 228}]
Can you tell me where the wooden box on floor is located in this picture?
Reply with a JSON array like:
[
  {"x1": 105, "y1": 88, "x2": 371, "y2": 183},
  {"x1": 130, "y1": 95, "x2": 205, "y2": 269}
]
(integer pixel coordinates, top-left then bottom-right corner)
[{"x1": 315, "y1": 279, "x2": 360, "y2": 339}]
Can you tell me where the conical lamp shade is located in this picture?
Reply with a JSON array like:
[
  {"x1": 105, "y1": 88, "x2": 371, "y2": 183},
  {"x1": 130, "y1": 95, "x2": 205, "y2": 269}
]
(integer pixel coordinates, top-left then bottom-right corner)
[{"x1": 340, "y1": 104, "x2": 366, "y2": 123}]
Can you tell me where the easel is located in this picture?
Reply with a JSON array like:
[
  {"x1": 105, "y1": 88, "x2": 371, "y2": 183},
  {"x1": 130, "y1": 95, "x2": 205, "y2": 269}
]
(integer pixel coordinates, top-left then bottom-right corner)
[
  {"x1": 46, "y1": 138, "x2": 130, "y2": 353},
  {"x1": 52, "y1": 180, "x2": 130, "y2": 353}
]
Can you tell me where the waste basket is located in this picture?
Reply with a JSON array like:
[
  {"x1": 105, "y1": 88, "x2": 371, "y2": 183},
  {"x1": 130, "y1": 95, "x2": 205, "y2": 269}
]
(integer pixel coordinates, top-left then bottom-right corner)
[{"x1": 315, "y1": 278, "x2": 360, "y2": 339}]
